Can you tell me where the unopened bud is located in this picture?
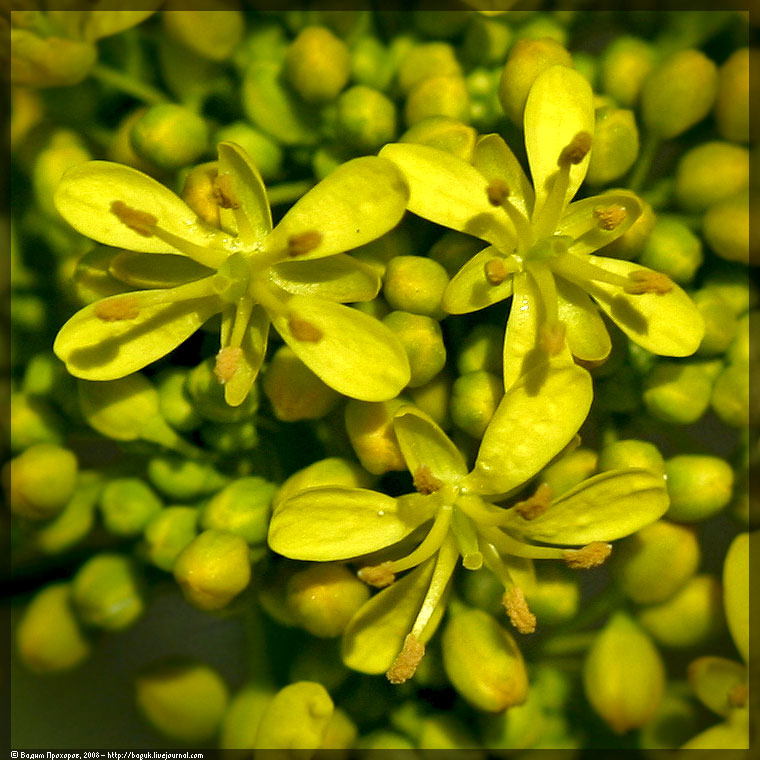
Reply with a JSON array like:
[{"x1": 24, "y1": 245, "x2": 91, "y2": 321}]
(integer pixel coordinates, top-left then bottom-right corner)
[
  {"x1": 383, "y1": 256, "x2": 449, "y2": 320},
  {"x1": 201, "y1": 477, "x2": 276, "y2": 546},
  {"x1": 665, "y1": 454, "x2": 733, "y2": 522},
  {"x1": 99, "y1": 477, "x2": 162, "y2": 537},
  {"x1": 130, "y1": 104, "x2": 209, "y2": 171},
  {"x1": 382, "y1": 310, "x2": 446, "y2": 388},
  {"x1": 450, "y1": 370, "x2": 502, "y2": 439},
  {"x1": 345, "y1": 398, "x2": 407, "y2": 475},
  {"x1": 714, "y1": 47, "x2": 753, "y2": 143},
  {"x1": 284, "y1": 26, "x2": 350, "y2": 105}
]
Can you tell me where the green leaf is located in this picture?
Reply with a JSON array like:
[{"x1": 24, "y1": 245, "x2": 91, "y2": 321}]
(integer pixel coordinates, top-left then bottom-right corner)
[
  {"x1": 379, "y1": 143, "x2": 515, "y2": 250},
  {"x1": 472, "y1": 134, "x2": 534, "y2": 218},
  {"x1": 583, "y1": 256, "x2": 705, "y2": 356},
  {"x1": 268, "y1": 487, "x2": 437, "y2": 561},
  {"x1": 223, "y1": 305, "x2": 270, "y2": 407},
  {"x1": 109, "y1": 252, "x2": 214, "y2": 289},
  {"x1": 271, "y1": 255, "x2": 380, "y2": 303},
  {"x1": 442, "y1": 246, "x2": 514, "y2": 315},
  {"x1": 556, "y1": 278, "x2": 611, "y2": 362},
  {"x1": 524, "y1": 66, "x2": 594, "y2": 214},
  {"x1": 271, "y1": 295, "x2": 411, "y2": 402},
  {"x1": 342, "y1": 557, "x2": 436, "y2": 675},
  {"x1": 723, "y1": 532, "x2": 749, "y2": 664},
  {"x1": 393, "y1": 405, "x2": 468, "y2": 484},
  {"x1": 264, "y1": 157, "x2": 409, "y2": 262},
  {"x1": 503, "y1": 469, "x2": 669, "y2": 545},
  {"x1": 465, "y1": 361, "x2": 592, "y2": 497}
]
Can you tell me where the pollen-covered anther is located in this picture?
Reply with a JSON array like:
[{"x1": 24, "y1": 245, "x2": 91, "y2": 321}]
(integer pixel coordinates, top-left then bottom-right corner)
[
  {"x1": 288, "y1": 315, "x2": 323, "y2": 343},
  {"x1": 594, "y1": 204, "x2": 627, "y2": 231},
  {"x1": 563, "y1": 541, "x2": 612, "y2": 569},
  {"x1": 539, "y1": 321, "x2": 566, "y2": 356},
  {"x1": 288, "y1": 230, "x2": 323, "y2": 257},
  {"x1": 558, "y1": 131, "x2": 593, "y2": 166},
  {"x1": 110, "y1": 201, "x2": 157, "y2": 237},
  {"x1": 413, "y1": 465, "x2": 444, "y2": 495},
  {"x1": 212, "y1": 172, "x2": 241, "y2": 209},
  {"x1": 728, "y1": 682, "x2": 749, "y2": 708},
  {"x1": 484, "y1": 258, "x2": 510, "y2": 285},
  {"x1": 214, "y1": 346, "x2": 243, "y2": 384},
  {"x1": 624, "y1": 270, "x2": 674, "y2": 295},
  {"x1": 94, "y1": 295, "x2": 140, "y2": 321},
  {"x1": 514, "y1": 482, "x2": 553, "y2": 520},
  {"x1": 502, "y1": 586, "x2": 537, "y2": 634},
  {"x1": 357, "y1": 562, "x2": 396, "y2": 588},
  {"x1": 386, "y1": 634, "x2": 425, "y2": 684},
  {"x1": 486, "y1": 178, "x2": 510, "y2": 207}
]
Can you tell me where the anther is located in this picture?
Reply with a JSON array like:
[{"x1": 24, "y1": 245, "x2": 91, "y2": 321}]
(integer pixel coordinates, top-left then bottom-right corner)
[
  {"x1": 288, "y1": 315, "x2": 323, "y2": 343},
  {"x1": 358, "y1": 562, "x2": 396, "y2": 588},
  {"x1": 287, "y1": 230, "x2": 323, "y2": 258},
  {"x1": 413, "y1": 465, "x2": 444, "y2": 495},
  {"x1": 484, "y1": 258, "x2": 510, "y2": 285},
  {"x1": 214, "y1": 346, "x2": 243, "y2": 384},
  {"x1": 558, "y1": 131, "x2": 593, "y2": 167},
  {"x1": 212, "y1": 172, "x2": 240, "y2": 209},
  {"x1": 110, "y1": 201, "x2": 157, "y2": 237},
  {"x1": 539, "y1": 321, "x2": 566, "y2": 356},
  {"x1": 594, "y1": 204, "x2": 627, "y2": 231},
  {"x1": 513, "y1": 482, "x2": 553, "y2": 520},
  {"x1": 728, "y1": 682, "x2": 749, "y2": 708},
  {"x1": 386, "y1": 634, "x2": 425, "y2": 684},
  {"x1": 502, "y1": 586, "x2": 537, "y2": 634},
  {"x1": 94, "y1": 295, "x2": 140, "y2": 321},
  {"x1": 624, "y1": 270, "x2": 674, "y2": 295},
  {"x1": 563, "y1": 541, "x2": 612, "y2": 569},
  {"x1": 486, "y1": 179, "x2": 510, "y2": 207}
]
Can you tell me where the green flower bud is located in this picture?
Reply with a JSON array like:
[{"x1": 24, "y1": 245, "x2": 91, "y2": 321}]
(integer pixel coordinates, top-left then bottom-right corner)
[
  {"x1": 286, "y1": 562, "x2": 370, "y2": 638},
  {"x1": 321, "y1": 707, "x2": 358, "y2": 751},
  {"x1": 142, "y1": 506, "x2": 198, "y2": 572},
  {"x1": 499, "y1": 37, "x2": 573, "y2": 125},
  {"x1": 383, "y1": 256, "x2": 449, "y2": 320},
  {"x1": 108, "y1": 107, "x2": 159, "y2": 172},
  {"x1": 399, "y1": 116, "x2": 477, "y2": 162},
  {"x1": 10, "y1": 392, "x2": 64, "y2": 452},
  {"x1": 665, "y1": 455, "x2": 733, "y2": 522},
  {"x1": 99, "y1": 477, "x2": 163, "y2": 537},
  {"x1": 336, "y1": 85, "x2": 397, "y2": 153},
  {"x1": 637, "y1": 215, "x2": 703, "y2": 285},
  {"x1": 463, "y1": 15, "x2": 512, "y2": 67},
  {"x1": 600, "y1": 36, "x2": 656, "y2": 108},
  {"x1": 220, "y1": 685, "x2": 273, "y2": 750},
  {"x1": 5, "y1": 442, "x2": 78, "y2": 520},
  {"x1": 355, "y1": 729, "x2": 416, "y2": 752},
  {"x1": 157, "y1": 33, "x2": 220, "y2": 107},
  {"x1": 200, "y1": 477, "x2": 275, "y2": 545},
  {"x1": 404, "y1": 75, "x2": 470, "y2": 128},
  {"x1": 274, "y1": 457, "x2": 374, "y2": 509},
  {"x1": 350, "y1": 35, "x2": 395, "y2": 92},
  {"x1": 345, "y1": 398, "x2": 408, "y2": 475},
  {"x1": 162, "y1": 6, "x2": 244, "y2": 62},
  {"x1": 173, "y1": 529, "x2": 251, "y2": 611},
  {"x1": 688, "y1": 656, "x2": 747, "y2": 719},
  {"x1": 585, "y1": 108, "x2": 639, "y2": 186},
  {"x1": 481, "y1": 678, "x2": 546, "y2": 751},
  {"x1": 33, "y1": 130, "x2": 91, "y2": 219},
  {"x1": 450, "y1": 370, "x2": 502, "y2": 440},
  {"x1": 214, "y1": 123, "x2": 283, "y2": 183},
  {"x1": 583, "y1": 612, "x2": 665, "y2": 733},
  {"x1": 467, "y1": 67, "x2": 504, "y2": 132},
  {"x1": 71, "y1": 553, "x2": 144, "y2": 630},
  {"x1": 284, "y1": 26, "x2": 350, "y2": 104},
  {"x1": 723, "y1": 531, "x2": 749, "y2": 663},
  {"x1": 350, "y1": 225, "x2": 415, "y2": 279},
  {"x1": 441, "y1": 608, "x2": 528, "y2": 712},
  {"x1": 703, "y1": 190, "x2": 755, "y2": 265},
  {"x1": 147, "y1": 453, "x2": 229, "y2": 502},
  {"x1": 11, "y1": 28, "x2": 96, "y2": 88},
  {"x1": 408, "y1": 371, "x2": 453, "y2": 430},
  {"x1": 418, "y1": 714, "x2": 480, "y2": 752},
  {"x1": 200, "y1": 418, "x2": 260, "y2": 454},
  {"x1": 262, "y1": 345, "x2": 340, "y2": 422},
  {"x1": 130, "y1": 104, "x2": 209, "y2": 172},
  {"x1": 727, "y1": 311, "x2": 751, "y2": 366},
  {"x1": 681, "y1": 713, "x2": 750, "y2": 750},
  {"x1": 382, "y1": 311, "x2": 446, "y2": 388},
  {"x1": 254, "y1": 681, "x2": 334, "y2": 749},
  {"x1": 186, "y1": 357, "x2": 259, "y2": 423},
  {"x1": 611, "y1": 520, "x2": 700, "y2": 605},
  {"x1": 397, "y1": 42, "x2": 462, "y2": 96},
  {"x1": 643, "y1": 359, "x2": 721, "y2": 425},
  {"x1": 599, "y1": 195, "x2": 656, "y2": 260},
  {"x1": 701, "y1": 263, "x2": 758, "y2": 317},
  {"x1": 597, "y1": 438, "x2": 666, "y2": 478},
  {"x1": 640, "y1": 49, "x2": 718, "y2": 139},
  {"x1": 455, "y1": 324, "x2": 502, "y2": 376},
  {"x1": 429, "y1": 230, "x2": 487, "y2": 276},
  {"x1": 639, "y1": 682, "x2": 705, "y2": 750},
  {"x1": 234, "y1": 21, "x2": 288, "y2": 70},
  {"x1": 289, "y1": 638, "x2": 350, "y2": 693},
  {"x1": 638, "y1": 574, "x2": 724, "y2": 649},
  {"x1": 537, "y1": 447, "x2": 598, "y2": 498},
  {"x1": 594, "y1": 365, "x2": 642, "y2": 415},
  {"x1": 155, "y1": 368, "x2": 202, "y2": 433},
  {"x1": 136, "y1": 659, "x2": 229, "y2": 743},
  {"x1": 715, "y1": 47, "x2": 753, "y2": 143},
  {"x1": 711, "y1": 361, "x2": 751, "y2": 428},
  {"x1": 692, "y1": 291, "x2": 738, "y2": 357}
]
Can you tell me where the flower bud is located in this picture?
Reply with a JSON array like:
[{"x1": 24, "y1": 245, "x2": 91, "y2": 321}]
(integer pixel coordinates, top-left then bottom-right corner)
[
  {"x1": 383, "y1": 256, "x2": 450, "y2": 320},
  {"x1": 441, "y1": 608, "x2": 528, "y2": 712},
  {"x1": 727, "y1": 311, "x2": 751, "y2": 366},
  {"x1": 688, "y1": 656, "x2": 747, "y2": 718},
  {"x1": 71, "y1": 553, "x2": 144, "y2": 630},
  {"x1": 173, "y1": 529, "x2": 251, "y2": 611},
  {"x1": 481, "y1": 679, "x2": 545, "y2": 751},
  {"x1": 665, "y1": 455, "x2": 733, "y2": 522},
  {"x1": 711, "y1": 361, "x2": 752, "y2": 429},
  {"x1": 274, "y1": 457, "x2": 374, "y2": 509},
  {"x1": 456, "y1": 323, "x2": 503, "y2": 376},
  {"x1": 404, "y1": 75, "x2": 470, "y2": 128},
  {"x1": 498, "y1": 37, "x2": 573, "y2": 125},
  {"x1": 99, "y1": 477, "x2": 163, "y2": 537},
  {"x1": 16, "y1": 583, "x2": 91, "y2": 673},
  {"x1": 583, "y1": 612, "x2": 665, "y2": 733},
  {"x1": 5, "y1": 442, "x2": 78, "y2": 520},
  {"x1": 321, "y1": 707, "x2": 358, "y2": 751},
  {"x1": 640, "y1": 49, "x2": 718, "y2": 139},
  {"x1": 418, "y1": 714, "x2": 480, "y2": 752},
  {"x1": 162, "y1": 5, "x2": 244, "y2": 62},
  {"x1": 284, "y1": 26, "x2": 350, "y2": 104},
  {"x1": 350, "y1": 35, "x2": 395, "y2": 92},
  {"x1": 463, "y1": 15, "x2": 512, "y2": 67},
  {"x1": 611, "y1": 520, "x2": 700, "y2": 605},
  {"x1": 693, "y1": 291, "x2": 738, "y2": 356},
  {"x1": 200, "y1": 477, "x2": 276, "y2": 545},
  {"x1": 142, "y1": 506, "x2": 198, "y2": 572},
  {"x1": 200, "y1": 418, "x2": 260, "y2": 454},
  {"x1": 639, "y1": 682, "x2": 704, "y2": 750},
  {"x1": 643, "y1": 359, "x2": 721, "y2": 425},
  {"x1": 714, "y1": 47, "x2": 753, "y2": 143},
  {"x1": 136, "y1": 659, "x2": 229, "y2": 743},
  {"x1": 703, "y1": 190, "x2": 755, "y2": 265},
  {"x1": 33, "y1": 130, "x2": 91, "y2": 219},
  {"x1": 336, "y1": 85, "x2": 397, "y2": 153},
  {"x1": 638, "y1": 574, "x2": 724, "y2": 649},
  {"x1": 10, "y1": 392, "x2": 64, "y2": 452},
  {"x1": 599, "y1": 36, "x2": 656, "y2": 108},
  {"x1": 155, "y1": 368, "x2": 202, "y2": 433},
  {"x1": 214, "y1": 122, "x2": 283, "y2": 182},
  {"x1": 186, "y1": 357, "x2": 259, "y2": 423},
  {"x1": 130, "y1": 104, "x2": 208, "y2": 172},
  {"x1": 450, "y1": 370, "x2": 502, "y2": 440},
  {"x1": 637, "y1": 215, "x2": 703, "y2": 286},
  {"x1": 382, "y1": 311, "x2": 446, "y2": 388},
  {"x1": 286, "y1": 563, "x2": 370, "y2": 638},
  {"x1": 408, "y1": 371, "x2": 453, "y2": 430},
  {"x1": 680, "y1": 714, "x2": 750, "y2": 750},
  {"x1": 399, "y1": 116, "x2": 477, "y2": 162},
  {"x1": 525, "y1": 565, "x2": 581, "y2": 626},
  {"x1": 11, "y1": 29, "x2": 96, "y2": 88},
  {"x1": 262, "y1": 346, "x2": 340, "y2": 422},
  {"x1": 147, "y1": 453, "x2": 229, "y2": 502},
  {"x1": 538, "y1": 447, "x2": 598, "y2": 498},
  {"x1": 585, "y1": 108, "x2": 639, "y2": 187},
  {"x1": 344, "y1": 398, "x2": 407, "y2": 475},
  {"x1": 701, "y1": 264, "x2": 758, "y2": 318},
  {"x1": 597, "y1": 438, "x2": 665, "y2": 478},
  {"x1": 723, "y1": 531, "x2": 749, "y2": 663},
  {"x1": 397, "y1": 42, "x2": 462, "y2": 96},
  {"x1": 220, "y1": 685, "x2": 273, "y2": 750}
]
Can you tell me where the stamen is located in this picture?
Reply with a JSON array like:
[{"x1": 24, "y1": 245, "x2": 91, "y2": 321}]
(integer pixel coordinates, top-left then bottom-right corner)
[
  {"x1": 513, "y1": 483, "x2": 553, "y2": 520},
  {"x1": 539, "y1": 321, "x2": 566, "y2": 356},
  {"x1": 288, "y1": 315, "x2": 323, "y2": 342},
  {"x1": 558, "y1": 131, "x2": 593, "y2": 167},
  {"x1": 594, "y1": 204, "x2": 627, "y2": 231},
  {"x1": 381, "y1": 505, "x2": 453, "y2": 578},
  {"x1": 563, "y1": 542, "x2": 612, "y2": 569},
  {"x1": 214, "y1": 346, "x2": 243, "y2": 384},
  {"x1": 110, "y1": 201, "x2": 157, "y2": 237},
  {"x1": 288, "y1": 230, "x2": 323, "y2": 258},
  {"x1": 94, "y1": 295, "x2": 140, "y2": 321},
  {"x1": 479, "y1": 526, "x2": 567, "y2": 561},
  {"x1": 502, "y1": 586, "x2": 537, "y2": 634},
  {"x1": 624, "y1": 270, "x2": 674, "y2": 295},
  {"x1": 358, "y1": 562, "x2": 395, "y2": 588},
  {"x1": 386, "y1": 634, "x2": 425, "y2": 684},
  {"x1": 413, "y1": 465, "x2": 444, "y2": 495},
  {"x1": 484, "y1": 258, "x2": 510, "y2": 285},
  {"x1": 486, "y1": 179, "x2": 510, "y2": 207},
  {"x1": 212, "y1": 172, "x2": 241, "y2": 209}
]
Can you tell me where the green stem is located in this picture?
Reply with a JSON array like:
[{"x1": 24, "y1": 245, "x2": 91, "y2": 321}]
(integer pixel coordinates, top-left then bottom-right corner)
[
  {"x1": 244, "y1": 604, "x2": 275, "y2": 688},
  {"x1": 627, "y1": 131, "x2": 660, "y2": 193},
  {"x1": 266, "y1": 180, "x2": 315, "y2": 207},
  {"x1": 91, "y1": 63, "x2": 168, "y2": 105}
]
